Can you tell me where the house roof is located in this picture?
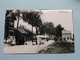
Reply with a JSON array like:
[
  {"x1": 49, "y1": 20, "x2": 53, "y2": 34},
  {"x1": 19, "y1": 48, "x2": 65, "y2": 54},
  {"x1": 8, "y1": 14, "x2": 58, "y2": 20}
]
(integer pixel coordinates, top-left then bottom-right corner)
[
  {"x1": 18, "y1": 27, "x2": 28, "y2": 34},
  {"x1": 17, "y1": 26, "x2": 34, "y2": 35},
  {"x1": 62, "y1": 30, "x2": 71, "y2": 34}
]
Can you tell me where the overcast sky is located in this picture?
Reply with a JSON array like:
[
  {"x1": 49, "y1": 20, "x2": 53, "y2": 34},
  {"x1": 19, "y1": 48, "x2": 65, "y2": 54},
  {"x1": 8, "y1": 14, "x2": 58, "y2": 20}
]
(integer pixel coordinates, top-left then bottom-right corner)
[
  {"x1": 14, "y1": 10, "x2": 74, "y2": 34},
  {"x1": 41, "y1": 10, "x2": 74, "y2": 34}
]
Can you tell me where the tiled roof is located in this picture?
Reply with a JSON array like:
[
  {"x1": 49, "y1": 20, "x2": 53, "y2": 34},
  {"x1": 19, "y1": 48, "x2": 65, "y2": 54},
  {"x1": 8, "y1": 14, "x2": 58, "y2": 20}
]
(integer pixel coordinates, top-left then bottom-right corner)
[{"x1": 18, "y1": 26, "x2": 33, "y2": 34}]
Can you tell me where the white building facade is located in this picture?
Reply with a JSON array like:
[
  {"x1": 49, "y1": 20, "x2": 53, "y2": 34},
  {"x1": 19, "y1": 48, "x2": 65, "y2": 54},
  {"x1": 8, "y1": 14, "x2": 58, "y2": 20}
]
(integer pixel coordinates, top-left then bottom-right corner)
[{"x1": 62, "y1": 30, "x2": 72, "y2": 41}]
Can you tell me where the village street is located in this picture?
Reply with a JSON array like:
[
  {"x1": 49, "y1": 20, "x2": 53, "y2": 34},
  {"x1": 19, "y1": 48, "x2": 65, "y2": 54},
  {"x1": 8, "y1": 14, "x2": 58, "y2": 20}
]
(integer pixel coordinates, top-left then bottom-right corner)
[{"x1": 4, "y1": 40, "x2": 54, "y2": 54}]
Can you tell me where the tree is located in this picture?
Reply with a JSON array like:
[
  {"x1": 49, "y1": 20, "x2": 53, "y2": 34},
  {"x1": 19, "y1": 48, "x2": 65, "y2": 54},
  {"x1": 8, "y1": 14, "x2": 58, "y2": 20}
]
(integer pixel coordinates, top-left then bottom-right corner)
[
  {"x1": 22, "y1": 10, "x2": 42, "y2": 35},
  {"x1": 14, "y1": 10, "x2": 22, "y2": 44},
  {"x1": 40, "y1": 22, "x2": 54, "y2": 35},
  {"x1": 39, "y1": 24, "x2": 46, "y2": 35},
  {"x1": 55, "y1": 24, "x2": 64, "y2": 38}
]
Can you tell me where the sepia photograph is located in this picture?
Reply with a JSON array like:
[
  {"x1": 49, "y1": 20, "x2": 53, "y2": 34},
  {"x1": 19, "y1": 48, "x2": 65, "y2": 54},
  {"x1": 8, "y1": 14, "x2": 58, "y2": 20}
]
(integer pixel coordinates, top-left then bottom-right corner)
[{"x1": 4, "y1": 10, "x2": 74, "y2": 54}]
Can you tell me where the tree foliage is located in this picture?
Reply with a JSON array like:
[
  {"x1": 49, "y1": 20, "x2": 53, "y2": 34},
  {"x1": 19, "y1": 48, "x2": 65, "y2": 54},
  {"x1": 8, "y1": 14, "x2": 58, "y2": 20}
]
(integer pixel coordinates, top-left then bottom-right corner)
[
  {"x1": 40, "y1": 22, "x2": 55, "y2": 35},
  {"x1": 55, "y1": 24, "x2": 64, "y2": 38},
  {"x1": 40, "y1": 22, "x2": 64, "y2": 38},
  {"x1": 22, "y1": 10, "x2": 42, "y2": 34}
]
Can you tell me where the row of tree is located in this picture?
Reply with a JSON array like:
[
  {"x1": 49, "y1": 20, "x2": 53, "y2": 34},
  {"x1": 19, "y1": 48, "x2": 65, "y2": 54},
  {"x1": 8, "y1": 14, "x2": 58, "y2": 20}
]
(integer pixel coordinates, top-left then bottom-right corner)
[{"x1": 40, "y1": 22, "x2": 64, "y2": 38}]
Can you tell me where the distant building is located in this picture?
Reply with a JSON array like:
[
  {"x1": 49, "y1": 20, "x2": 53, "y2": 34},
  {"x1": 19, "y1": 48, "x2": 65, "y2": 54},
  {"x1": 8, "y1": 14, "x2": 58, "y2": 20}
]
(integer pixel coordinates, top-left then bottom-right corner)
[{"x1": 62, "y1": 30, "x2": 72, "y2": 41}]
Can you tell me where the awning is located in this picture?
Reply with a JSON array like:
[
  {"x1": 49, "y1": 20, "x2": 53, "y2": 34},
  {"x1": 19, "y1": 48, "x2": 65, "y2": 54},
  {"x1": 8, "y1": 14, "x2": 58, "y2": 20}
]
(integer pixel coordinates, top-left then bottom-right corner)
[{"x1": 36, "y1": 35, "x2": 49, "y2": 38}]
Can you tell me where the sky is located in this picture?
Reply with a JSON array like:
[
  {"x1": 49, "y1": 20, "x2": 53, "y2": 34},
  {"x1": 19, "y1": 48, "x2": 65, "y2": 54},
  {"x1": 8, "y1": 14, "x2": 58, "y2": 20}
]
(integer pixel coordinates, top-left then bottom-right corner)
[
  {"x1": 41, "y1": 10, "x2": 74, "y2": 34},
  {"x1": 14, "y1": 10, "x2": 74, "y2": 34}
]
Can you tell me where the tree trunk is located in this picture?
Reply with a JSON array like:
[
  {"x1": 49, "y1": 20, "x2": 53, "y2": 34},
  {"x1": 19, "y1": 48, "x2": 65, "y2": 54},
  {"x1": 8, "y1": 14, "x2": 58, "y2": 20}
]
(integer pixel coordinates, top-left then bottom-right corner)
[
  {"x1": 36, "y1": 27, "x2": 38, "y2": 35},
  {"x1": 16, "y1": 12, "x2": 19, "y2": 44}
]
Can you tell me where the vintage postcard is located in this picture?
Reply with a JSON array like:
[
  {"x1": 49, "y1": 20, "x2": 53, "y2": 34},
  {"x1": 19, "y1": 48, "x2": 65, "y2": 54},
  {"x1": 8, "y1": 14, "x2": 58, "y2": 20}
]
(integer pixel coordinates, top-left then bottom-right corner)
[{"x1": 4, "y1": 10, "x2": 74, "y2": 54}]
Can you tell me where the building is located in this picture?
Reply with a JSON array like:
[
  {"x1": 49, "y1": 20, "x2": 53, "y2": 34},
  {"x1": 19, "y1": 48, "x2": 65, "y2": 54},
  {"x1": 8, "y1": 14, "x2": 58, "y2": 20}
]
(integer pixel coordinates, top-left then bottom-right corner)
[
  {"x1": 4, "y1": 11, "x2": 16, "y2": 40},
  {"x1": 62, "y1": 30, "x2": 72, "y2": 41},
  {"x1": 4, "y1": 11, "x2": 35, "y2": 45},
  {"x1": 14, "y1": 26, "x2": 34, "y2": 45}
]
